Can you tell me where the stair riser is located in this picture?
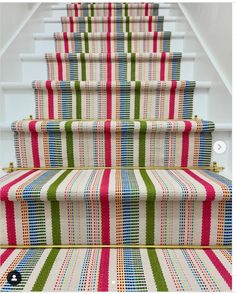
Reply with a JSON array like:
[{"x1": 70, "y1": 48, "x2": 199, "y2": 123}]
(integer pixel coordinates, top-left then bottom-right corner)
[
  {"x1": 51, "y1": 8, "x2": 173, "y2": 18},
  {"x1": 12, "y1": 121, "x2": 213, "y2": 168},
  {"x1": 0, "y1": 200, "x2": 231, "y2": 245},
  {"x1": 32, "y1": 81, "x2": 195, "y2": 120},
  {"x1": 43, "y1": 20, "x2": 178, "y2": 34},
  {"x1": 34, "y1": 35, "x2": 184, "y2": 54},
  {"x1": 21, "y1": 56, "x2": 194, "y2": 82},
  {"x1": 1, "y1": 85, "x2": 210, "y2": 122}
]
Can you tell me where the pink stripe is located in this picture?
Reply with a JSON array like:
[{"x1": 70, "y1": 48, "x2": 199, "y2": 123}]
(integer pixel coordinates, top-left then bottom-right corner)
[
  {"x1": 181, "y1": 121, "x2": 192, "y2": 167},
  {"x1": 5, "y1": 202, "x2": 16, "y2": 245},
  {"x1": 205, "y1": 249, "x2": 232, "y2": 289},
  {"x1": 0, "y1": 249, "x2": 14, "y2": 266},
  {"x1": 145, "y1": 3, "x2": 149, "y2": 16},
  {"x1": 107, "y1": 17, "x2": 111, "y2": 33},
  {"x1": 104, "y1": 121, "x2": 111, "y2": 167},
  {"x1": 107, "y1": 32, "x2": 111, "y2": 53},
  {"x1": 100, "y1": 170, "x2": 111, "y2": 244},
  {"x1": 63, "y1": 32, "x2": 69, "y2": 53},
  {"x1": 108, "y1": 3, "x2": 112, "y2": 17},
  {"x1": 69, "y1": 16, "x2": 74, "y2": 32},
  {"x1": 153, "y1": 31, "x2": 158, "y2": 52},
  {"x1": 106, "y1": 82, "x2": 112, "y2": 119},
  {"x1": 0, "y1": 170, "x2": 36, "y2": 201},
  {"x1": 29, "y1": 121, "x2": 40, "y2": 167},
  {"x1": 107, "y1": 52, "x2": 112, "y2": 81},
  {"x1": 46, "y1": 80, "x2": 54, "y2": 119},
  {"x1": 98, "y1": 248, "x2": 110, "y2": 291},
  {"x1": 74, "y1": 4, "x2": 78, "y2": 17},
  {"x1": 169, "y1": 80, "x2": 177, "y2": 119},
  {"x1": 148, "y1": 16, "x2": 152, "y2": 32},
  {"x1": 184, "y1": 169, "x2": 216, "y2": 245},
  {"x1": 56, "y1": 53, "x2": 63, "y2": 80},
  {"x1": 160, "y1": 52, "x2": 166, "y2": 81}
]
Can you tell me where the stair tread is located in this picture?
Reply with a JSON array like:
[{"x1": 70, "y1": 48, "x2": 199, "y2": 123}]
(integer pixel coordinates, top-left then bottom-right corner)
[
  {"x1": 0, "y1": 248, "x2": 231, "y2": 291},
  {"x1": 0, "y1": 168, "x2": 231, "y2": 202}
]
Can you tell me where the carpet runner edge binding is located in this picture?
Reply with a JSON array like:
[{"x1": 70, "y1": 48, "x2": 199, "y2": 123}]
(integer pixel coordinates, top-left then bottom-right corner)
[{"x1": 0, "y1": 2, "x2": 232, "y2": 292}]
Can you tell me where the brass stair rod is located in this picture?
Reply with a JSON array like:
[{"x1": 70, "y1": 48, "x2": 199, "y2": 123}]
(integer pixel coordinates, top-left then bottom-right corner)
[
  {"x1": 2, "y1": 162, "x2": 224, "y2": 173},
  {"x1": 0, "y1": 244, "x2": 232, "y2": 250}
]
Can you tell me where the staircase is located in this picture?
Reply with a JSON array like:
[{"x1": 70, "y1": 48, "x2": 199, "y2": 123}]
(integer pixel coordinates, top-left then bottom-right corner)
[{"x1": 0, "y1": 3, "x2": 232, "y2": 291}]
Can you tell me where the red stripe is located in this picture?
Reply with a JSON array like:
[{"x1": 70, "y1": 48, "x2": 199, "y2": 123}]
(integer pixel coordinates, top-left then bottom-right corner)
[
  {"x1": 56, "y1": 53, "x2": 63, "y2": 80},
  {"x1": 0, "y1": 249, "x2": 14, "y2": 266},
  {"x1": 100, "y1": 170, "x2": 111, "y2": 244},
  {"x1": 104, "y1": 121, "x2": 111, "y2": 167},
  {"x1": 106, "y1": 32, "x2": 112, "y2": 116},
  {"x1": 184, "y1": 169, "x2": 216, "y2": 245},
  {"x1": 0, "y1": 170, "x2": 36, "y2": 201},
  {"x1": 148, "y1": 16, "x2": 152, "y2": 32},
  {"x1": 107, "y1": 16, "x2": 111, "y2": 33},
  {"x1": 205, "y1": 249, "x2": 232, "y2": 289},
  {"x1": 145, "y1": 3, "x2": 149, "y2": 16},
  {"x1": 74, "y1": 4, "x2": 78, "y2": 17},
  {"x1": 29, "y1": 121, "x2": 40, "y2": 167},
  {"x1": 63, "y1": 32, "x2": 69, "y2": 53},
  {"x1": 153, "y1": 31, "x2": 158, "y2": 52},
  {"x1": 169, "y1": 80, "x2": 177, "y2": 119},
  {"x1": 160, "y1": 52, "x2": 166, "y2": 81},
  {"x1": 108, "y1": 3, "x2": 112, "y2": 17},
  {"x1": 5, "y1": 202, "x2": 16, "y2": 245},
  {"x1": 107, "y1": 32, "x2": 111, "y2": 53},
  {"x1": 107, "y1": 36, "x2": 112, "y2": 81},
  {"x1": 181, "y1": 121, "x2": 192, "y2": 167},
  {"x1": 69, "y1": 16, "x2": 74, "y2": 33},
  {"x1": 46, "y1": 80, "x2": 54, "y2": 119},
  {"x1": 98, "y1": 248, "x2": 110, "y2": 291},
  {"x1": 106, "y1": 81, "x2": 112, "y2": 119}
]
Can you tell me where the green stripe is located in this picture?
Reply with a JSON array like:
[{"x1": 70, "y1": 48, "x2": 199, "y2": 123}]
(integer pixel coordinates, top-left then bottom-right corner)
[
  {"x1": 131, "y1": 53, "x2": 136, "y2": 81},
  {"x1": 134, "y1": 81, "x2": 141, "y2": 119},
  {"x1": 84, "y1": 32, "x2": 89, "y2": 53},
  {"x1": 74, "y1": 81, "x2": 82, "y2": 118},
  {"x1": 139, "y1": 121, "x2": 156, "y2": 244},
  {"x1": 125, "y1": 3, "x2": 128, "y2": 17},
  {"x1": 47, "y1": 170, "x2": 72, "y2": 244},
  {"x1": 65, "y1": 121, "x2": 74, "y2": 167},
  {"x1": 127, "y1": 32, "x2": 132, "y2": 53},
  {"x1": 139, "y1": 121, "x2": 146, "y2": 167},
  {"x1": 88, "y1": 16, "x2": 92, "y2": 32},
  {"x1": 47, "y1": 170, "x2": 72, "y2": 201},
  {"x1": 32, "y1": 249, "x2": 60, "y2": 291},
  {"x1": 148, "y1": 249, "x2": 168, "y2": 291},
  {"x1": 91, "y1": 3, "x2": 94, "y2": 17},
  {"x1": 80, "y1": 53, "x2": 86, "y2": 81},
  {"x1": 126, "y1": 16, "x2": 130, "y2": 32}
]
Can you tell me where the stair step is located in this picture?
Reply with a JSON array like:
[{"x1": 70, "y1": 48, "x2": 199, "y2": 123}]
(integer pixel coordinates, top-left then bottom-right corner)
[
  {"x1": 43, "y1": 16, "x2": 183, "y2": 33},
  {"x1": 1, "y1": 168, "x2": 231, "y2": 202},
  {"x1": 51, "y1": 5, "x2": 175, "y2": 18},
  {"x1": 12, "y1": 119, "x2": 214, "y2": 169},
  {"x1": 32, "y1": 80, "x2": 196, "y2": 120},
  {"x1": 61, "y1": 3, "x2": 175, "y2": 17},
  {"x1": 20, "y1": 52, "x2": 195, "y2": 82},
  {"x1": 33, "y1": 32, "x2": 185, "y2": 53},
  {"x1": 0, "y1": 248, "x2": 232, "y2": 291},
  {"x1": 0, "y1": 81, "x2": 211, "y2": 122},
  {"x1": 0, "y1": 169, "x2": 232, "y2": 245}
]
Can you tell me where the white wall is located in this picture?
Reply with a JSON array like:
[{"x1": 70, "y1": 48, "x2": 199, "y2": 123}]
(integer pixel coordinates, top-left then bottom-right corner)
[
  {"x1": 0, "y1": 3, "x2": 35, "y2": 52},
  {"x1": 181, "y1": 3, "x2": 232, "y2": 90}
]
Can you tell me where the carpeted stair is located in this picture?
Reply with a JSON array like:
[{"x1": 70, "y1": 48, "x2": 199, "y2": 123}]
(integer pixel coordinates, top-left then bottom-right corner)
[{"x1": 0, "y1": 3, "x2": 232, "y2": 291}]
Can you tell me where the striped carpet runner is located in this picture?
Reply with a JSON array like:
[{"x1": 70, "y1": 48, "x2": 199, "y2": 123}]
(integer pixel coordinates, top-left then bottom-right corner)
[{"x1": 0, "y1": 2, "x2": 232, "y2": 291}]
